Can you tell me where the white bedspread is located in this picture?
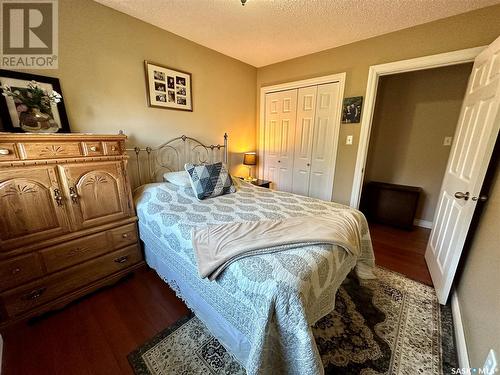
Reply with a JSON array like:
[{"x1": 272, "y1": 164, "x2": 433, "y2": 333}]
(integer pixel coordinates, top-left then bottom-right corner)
[{"x1": 134, "y1": 181, "x2": 375, "y2": 374}]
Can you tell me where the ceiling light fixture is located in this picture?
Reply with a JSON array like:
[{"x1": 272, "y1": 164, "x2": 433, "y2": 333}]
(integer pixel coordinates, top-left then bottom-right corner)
[{"x1": 241, "y1": 0, "x2": 247, "y2": 5}]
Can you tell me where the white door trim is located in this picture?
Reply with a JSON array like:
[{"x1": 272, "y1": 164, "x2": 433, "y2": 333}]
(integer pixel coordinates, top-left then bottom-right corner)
[
  {"x1": 258, "y1": 73, "x2": 346, "y2": 182},
  {"x1": 349, "y1": 46, "x2": 486, "y2": 208}
]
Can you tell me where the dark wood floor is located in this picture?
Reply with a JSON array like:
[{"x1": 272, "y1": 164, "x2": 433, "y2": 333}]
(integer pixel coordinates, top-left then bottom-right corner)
[
  {"x1": 1, "y1": 223, "x2": 432, "y2": 374},
  {"x1": 1, "y1": 268, "x2": 189, "y2": 375},
  {"x1": 369, "y1": 222, "x2": 433, "y2": 286}
]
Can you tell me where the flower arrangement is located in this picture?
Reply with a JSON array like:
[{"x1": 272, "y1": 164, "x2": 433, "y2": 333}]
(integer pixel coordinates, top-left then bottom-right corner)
[
  {"x1": 1, "y1": 80, "x2": 62, "y2": 114},
  {"x1": 1, "y1": 80, "x2": 63, "y2": 131}
]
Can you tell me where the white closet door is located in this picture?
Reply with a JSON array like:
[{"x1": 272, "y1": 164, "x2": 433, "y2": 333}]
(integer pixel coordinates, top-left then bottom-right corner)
[
  {"x1": 292, "y1": 86, "x2": 317, "y2": 196},
  {"x1": 264, "y1": 89, "x2": 297, "y2": 191},
  {"x1": 264, "y1": 93, "x2": 280, "y2": 186},
  {"x1": 309, "y1": 82, "x2": 341, "y2": 201}
]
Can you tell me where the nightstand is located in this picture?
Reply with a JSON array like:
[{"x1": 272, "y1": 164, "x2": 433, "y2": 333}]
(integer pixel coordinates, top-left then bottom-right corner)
[{"x1": 239, "y1": 178, "x2": 271, "y2": 188}]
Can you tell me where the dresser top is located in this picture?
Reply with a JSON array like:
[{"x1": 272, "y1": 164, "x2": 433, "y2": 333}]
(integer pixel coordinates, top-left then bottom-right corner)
[{"x1": 0, "y1": 132, "x2": 127, "y2": 141}]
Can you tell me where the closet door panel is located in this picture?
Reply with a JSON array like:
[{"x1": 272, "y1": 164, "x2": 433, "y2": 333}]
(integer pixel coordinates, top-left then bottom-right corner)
[
  {"x1": 309, "y1": 82, "x2": 341, "y2": 201},
  {"x1": 263, "y1": 89, "x2": 297, "y2": 191},
  {"x1": 277, "y1": 117, "x2": 294, "y2": 192},
  {"x1": 264, "y1": 95, "x2": 280, "y2": 185},
  {"x1": 276, "y1": 91, "x2": 297, "y2": 192},
  {"x1": 292, "y1": 86, "x2": 317, "y2": 196}
]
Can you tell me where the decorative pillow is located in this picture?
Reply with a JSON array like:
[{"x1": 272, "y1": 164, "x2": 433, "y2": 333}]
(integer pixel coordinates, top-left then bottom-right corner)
[
  {"x1": 184, "y1": 162, "x2": 236, "y2": 200},
  {"x1": 163, "y1": 171, "x2": 191, "y2": 187}
]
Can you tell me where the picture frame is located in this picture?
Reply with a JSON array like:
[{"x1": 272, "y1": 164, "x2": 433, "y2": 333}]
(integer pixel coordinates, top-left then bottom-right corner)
[
  {"x1": 341, "y1": 96, "x2": 363, "y2": 124},
  {"x1": 0, "y1": 70, "x2": 70, "y2": 133},
  {"x1": 144, "y1": 61, "x2": 193, "y2": 112}
]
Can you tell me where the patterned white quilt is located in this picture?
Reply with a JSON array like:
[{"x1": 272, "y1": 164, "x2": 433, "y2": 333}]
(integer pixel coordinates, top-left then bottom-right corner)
[{"x1": 134, "y1": 181, "x2": 375, "y2": 375}]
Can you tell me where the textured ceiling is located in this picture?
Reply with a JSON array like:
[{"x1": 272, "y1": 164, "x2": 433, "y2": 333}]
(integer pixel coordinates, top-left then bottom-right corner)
[{"x1": 94, "y1": 0, "x2": 500, "y2": 67}]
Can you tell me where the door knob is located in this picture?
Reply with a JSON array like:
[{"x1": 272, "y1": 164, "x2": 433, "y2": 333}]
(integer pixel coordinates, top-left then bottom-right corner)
[
  {"x1": 454, "y1": 191, "x2": 470, "y2": 200},
  {"x1": 472, "y1": 195, "x2": 488, "y2": 202},
  {"x1": 306, "y1": 163, "x2": 310, "y2": 167},
  {"x1": 277, "y1": 160, "x2": 281, "y2": 163}
]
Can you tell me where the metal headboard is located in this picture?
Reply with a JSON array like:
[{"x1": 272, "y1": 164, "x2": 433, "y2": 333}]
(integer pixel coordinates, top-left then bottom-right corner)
[{"x1": 126, "y1": 133, "x2": 228, "y2": 186}]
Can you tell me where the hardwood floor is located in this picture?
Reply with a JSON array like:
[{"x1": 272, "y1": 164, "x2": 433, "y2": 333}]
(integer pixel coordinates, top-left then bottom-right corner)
[
  {"x1": 1, "y1": 223, "x2": 433, "y2": 375},
  {"x1": 369, "y1": 222, "x2": 433, "y2": 286},
  {"x1": 1, "y1": 267, "x2": 189, "y2": 375}
]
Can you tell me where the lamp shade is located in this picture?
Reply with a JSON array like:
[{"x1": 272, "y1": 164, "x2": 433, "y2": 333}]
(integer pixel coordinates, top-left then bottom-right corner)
[{"x1": 243, "y1": 152, "x2": 257, "y2": 166}]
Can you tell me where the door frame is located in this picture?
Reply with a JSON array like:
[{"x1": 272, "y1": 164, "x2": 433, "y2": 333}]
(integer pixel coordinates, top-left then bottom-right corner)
[
  {"x1": 258, "y1": 73, "x2": 346, "y2": 195},
  {"x1": 349, "y1": 46, "x2": 486, "y2": 208}
]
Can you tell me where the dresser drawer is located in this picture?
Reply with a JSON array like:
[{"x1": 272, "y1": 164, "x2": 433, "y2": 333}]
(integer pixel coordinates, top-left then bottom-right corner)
[
  {"x1": 21, "y1": 142, "x2": 83, "y2": 159},
  {"x1": 103, "y1": 141, "x2": 121, "y2": 155},
  {"x1": 109, "y1": 223, "x2": 138, "y2": 249},
  {"x1": 1, "y1": 244, "x2": 142, "y2": 317},
  {"x1": 0, "y1": 143, "x2": 19, "y2": 161},
  {"x1": 40, "y1": 232, "x2": 111, "y2": 273},
  {"x1": 83, "y1": 141, "x2": 104, "y2": 156},
  {"x1": 0, "y1": 254, "x2": 44, "y2": 291}
]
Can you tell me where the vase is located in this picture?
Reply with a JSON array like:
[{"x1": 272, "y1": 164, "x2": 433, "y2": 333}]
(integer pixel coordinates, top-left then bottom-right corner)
[{"x1": 19, "y1": 108, "x2": 55, "y2": 132}]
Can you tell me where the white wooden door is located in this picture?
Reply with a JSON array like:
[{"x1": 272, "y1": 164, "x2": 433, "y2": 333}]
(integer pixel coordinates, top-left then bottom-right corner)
[
  {"x1": 292, "y1": 86, "x2": 317, "y2": 196},
  {"x1": 264, "y1": 89, "x2": 297, "y2": 191},
  {"x1": 425, "y1": 36, "x2": 500, "y2": 304},
  {"x1": 308, "y1": 82, "x2": 341, "y2": 201}
]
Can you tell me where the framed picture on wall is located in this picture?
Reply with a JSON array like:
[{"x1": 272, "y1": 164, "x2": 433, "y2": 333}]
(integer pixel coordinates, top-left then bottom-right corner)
[
  {"x1": 144, "y1": 61, "x2": 193, "y2": 111},
  {"x1": 0, "y1": 70, "x2": 70, "y2": 133},
  {"x1": 341, "y1": 96, "x2": 363, "y2": 124}
]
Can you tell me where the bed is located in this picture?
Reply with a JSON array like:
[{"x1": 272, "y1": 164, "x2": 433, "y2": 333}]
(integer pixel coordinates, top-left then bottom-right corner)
[{"x1": 129, "y1": 134, "x2": 376, "y2": 375}]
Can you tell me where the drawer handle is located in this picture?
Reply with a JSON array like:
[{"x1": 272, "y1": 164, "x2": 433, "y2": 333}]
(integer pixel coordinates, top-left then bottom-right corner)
[
  {"x1": 11, "y1": 267, "x2": 21, "y2": 275},
  {"x1": 68, "y1": 247, "x2": 85, "y2": 256},
  {"x1": 53, "y1": 188, "x2": 64, "y2": 206},
  {"x1": 122, "y1": 233, "x2": 129, "y2": 239},
  {"x1": 0, "y1": 148, "x2": 10, "y2": 155},
  {"x1": 69, "y1": 186, "x2": 79, "y2": 204},
  {"x1": 114, "y1": 256, "x2": 129, "y2": 264},
  {"x1": 89, "y1": 146, "x2": 98, "y2": 152},
  {"x1": 111, "y1": 146, "x2": 117, "y2": 151},
  {"x1": 23, "y1": 287, "x2": 47, "y2": 301}
]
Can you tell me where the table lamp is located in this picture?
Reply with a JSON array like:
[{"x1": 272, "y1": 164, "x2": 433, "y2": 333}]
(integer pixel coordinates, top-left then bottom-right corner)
[{"x1": 243, "y1": 152, "x2": 257, "y2": 181}]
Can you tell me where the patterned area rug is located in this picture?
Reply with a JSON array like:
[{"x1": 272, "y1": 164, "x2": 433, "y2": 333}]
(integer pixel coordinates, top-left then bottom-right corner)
[{"x1": 128, "y1": 267, "x2": 457, "y2": 375}]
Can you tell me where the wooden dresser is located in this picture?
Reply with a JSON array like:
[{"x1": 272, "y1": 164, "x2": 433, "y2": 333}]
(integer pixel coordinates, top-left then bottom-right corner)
[{"x1": 0, "y1": 133, "x2": 143, "y2": 328}]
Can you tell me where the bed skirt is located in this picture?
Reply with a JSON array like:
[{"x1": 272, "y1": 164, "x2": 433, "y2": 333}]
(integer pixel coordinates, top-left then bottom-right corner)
[{"x1": 141, "y1": 224, "x2": 251, "y2": 365}]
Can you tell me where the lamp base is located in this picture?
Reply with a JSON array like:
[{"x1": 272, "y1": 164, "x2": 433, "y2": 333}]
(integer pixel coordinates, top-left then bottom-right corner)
[{"x1": 243, "y1": 176, "x2": 256, "y2": 182}]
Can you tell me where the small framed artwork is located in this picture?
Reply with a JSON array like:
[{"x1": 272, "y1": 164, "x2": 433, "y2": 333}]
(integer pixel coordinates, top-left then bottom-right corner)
[
  {"x1": 144, "y1": 61, "x2": 193, "y2": 111},
  {"x1": 341, "y1": 96, "x2": 363, "y2": 124},
  {"x1": 0, "y1": 70, "x2": 70, "y2": 133}
]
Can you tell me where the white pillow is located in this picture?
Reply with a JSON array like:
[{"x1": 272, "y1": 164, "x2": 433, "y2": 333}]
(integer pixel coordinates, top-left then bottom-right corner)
[{"x1": 163, "y1": 171, "x2": 191, "y2": 187}]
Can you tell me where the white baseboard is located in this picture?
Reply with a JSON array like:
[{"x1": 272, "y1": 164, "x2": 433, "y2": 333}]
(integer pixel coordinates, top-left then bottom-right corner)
[
  {"x1": 451, "y1": 290, "x2": 470, "y2": 369},
  {"x1": 414, "y1": 219, "x2": 433, "y2": 229}
]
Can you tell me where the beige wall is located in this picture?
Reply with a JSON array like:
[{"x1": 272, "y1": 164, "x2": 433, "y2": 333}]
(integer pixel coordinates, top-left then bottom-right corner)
[
  {"x1": 3, "y1": 0, "x2": 499, "y2": 367},
  {"x1": 456, "y1": 162, "x2": 500, "y2": 368},
  {"x1": 364, "y1": 64, "x2": 472, "y2": 222},
  {"x1": 256, "y1": 4, "x2": 500, "y2": 204},
  {"x1": 15, "y1": 0, "x2": 257, "y2": 176}
]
